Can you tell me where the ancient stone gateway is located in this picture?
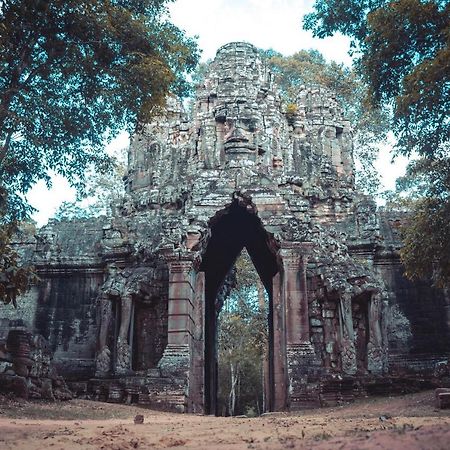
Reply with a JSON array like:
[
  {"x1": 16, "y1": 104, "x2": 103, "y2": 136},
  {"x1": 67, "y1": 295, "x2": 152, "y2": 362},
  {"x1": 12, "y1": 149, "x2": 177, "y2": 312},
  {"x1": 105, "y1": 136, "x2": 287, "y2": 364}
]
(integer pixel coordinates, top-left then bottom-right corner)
[
  {"x1": 2, "y1": 42, "x2": 449, "y2": 412},
  {"x1": 95, "y1": 42, "x2": 392, "y2": 412}
]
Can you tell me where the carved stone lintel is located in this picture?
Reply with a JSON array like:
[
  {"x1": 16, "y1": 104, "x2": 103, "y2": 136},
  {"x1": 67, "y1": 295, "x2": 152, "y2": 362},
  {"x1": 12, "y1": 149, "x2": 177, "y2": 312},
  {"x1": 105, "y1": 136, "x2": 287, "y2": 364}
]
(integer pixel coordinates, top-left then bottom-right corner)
[
  {"x1": 280, "y1": 241, "x2": 313, "y2": 255},
  {"x1": 169, "y1": 260, "x2": 194, "y2": 274}
]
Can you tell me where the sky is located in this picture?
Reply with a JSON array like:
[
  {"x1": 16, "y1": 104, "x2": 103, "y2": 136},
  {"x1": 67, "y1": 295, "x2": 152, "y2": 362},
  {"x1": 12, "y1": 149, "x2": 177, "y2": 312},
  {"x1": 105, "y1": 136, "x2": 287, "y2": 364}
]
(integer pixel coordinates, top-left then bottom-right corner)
[
  {"x1": 28, "y1": 0, "x2": 408, "y2": 226},
  {"x1": 168, "y1": 0, "x2": 353, "y2": 65}
]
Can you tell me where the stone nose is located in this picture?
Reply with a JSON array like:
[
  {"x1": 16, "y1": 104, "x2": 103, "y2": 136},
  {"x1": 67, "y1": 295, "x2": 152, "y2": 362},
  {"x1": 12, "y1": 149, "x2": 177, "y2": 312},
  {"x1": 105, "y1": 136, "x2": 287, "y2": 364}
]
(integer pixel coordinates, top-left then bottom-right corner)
[{"x1": 225, "y1": 126, "x2": 249, "y2": 144}]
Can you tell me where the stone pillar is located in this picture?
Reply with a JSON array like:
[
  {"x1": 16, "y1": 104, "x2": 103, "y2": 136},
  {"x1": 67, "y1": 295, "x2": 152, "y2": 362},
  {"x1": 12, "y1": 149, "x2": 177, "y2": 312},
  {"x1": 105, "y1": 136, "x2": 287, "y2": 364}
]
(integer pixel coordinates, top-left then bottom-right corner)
[
  {"x1": 166, "y1": 260, "x2": 195, "y2": 346},
  {"x1": 339, "y1": 293, "x2": 357, "y2": 375},
  {"x1": 280, "y1": 244, "x2": 311, "y2": 345},
  {"x1": 380, "y1": 295, "x2": 389, "y2": 373},
  {"x1": 367, "y1": 292, "x2": 385, "y2": 374},
  {"x1": 158, "y1": 258, "x2": 196, "y2": 411},
  {"x1": 271, "y1": 272, "x2": 288, "y2": 411},
  {"x1": 280, "y1": 242, "x2": 317, "y2": 409},
  {"x1": 189, "y1": 271, "x2": 205, "y2": 413}
]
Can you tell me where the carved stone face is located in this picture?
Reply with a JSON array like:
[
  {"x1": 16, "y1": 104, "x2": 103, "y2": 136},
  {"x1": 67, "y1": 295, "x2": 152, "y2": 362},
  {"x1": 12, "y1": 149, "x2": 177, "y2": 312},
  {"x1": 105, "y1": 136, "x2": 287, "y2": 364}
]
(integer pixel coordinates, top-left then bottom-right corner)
[{"x1": 216, "y1": 103, "x2": 263, "y2": 165}]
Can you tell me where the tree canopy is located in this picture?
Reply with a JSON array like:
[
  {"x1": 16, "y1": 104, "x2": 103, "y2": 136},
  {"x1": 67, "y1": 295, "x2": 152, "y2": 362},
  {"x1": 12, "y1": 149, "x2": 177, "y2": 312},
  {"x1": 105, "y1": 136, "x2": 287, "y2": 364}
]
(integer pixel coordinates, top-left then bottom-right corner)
[
  {"x1": 304, "y1": 0, "x2": 449, "y2": 159},
  {"x1": 385, "y1": 156, "x2": 450, "y2": 287},
  {"x1": 0, "y1": 0, "x2": 199, "y2": 222},
  {"x1": 0, "y1": 0, "x2": 199, "y2": 304},
  {"x1": 53, "y1": 144, "x2": 127, "y2": 220}
]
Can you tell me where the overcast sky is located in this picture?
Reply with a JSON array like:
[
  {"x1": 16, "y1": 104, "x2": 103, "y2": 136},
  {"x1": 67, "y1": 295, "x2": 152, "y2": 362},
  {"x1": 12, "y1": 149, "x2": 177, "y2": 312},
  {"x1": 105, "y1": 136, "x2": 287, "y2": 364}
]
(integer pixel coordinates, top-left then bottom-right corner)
[
  {"x1": 28, "y1": 0, "x2": 407, "y2": 226},
  {"x1": 168, "y1": 0, "x2": 353, "y2": 64}
]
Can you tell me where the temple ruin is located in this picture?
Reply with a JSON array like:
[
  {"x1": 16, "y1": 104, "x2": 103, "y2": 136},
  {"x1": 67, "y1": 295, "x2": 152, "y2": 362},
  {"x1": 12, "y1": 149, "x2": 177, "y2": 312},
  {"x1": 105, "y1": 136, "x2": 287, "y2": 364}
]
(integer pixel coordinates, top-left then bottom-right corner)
[{"x1": 1, "y1": 42, "x2": 449, "y2": 413}]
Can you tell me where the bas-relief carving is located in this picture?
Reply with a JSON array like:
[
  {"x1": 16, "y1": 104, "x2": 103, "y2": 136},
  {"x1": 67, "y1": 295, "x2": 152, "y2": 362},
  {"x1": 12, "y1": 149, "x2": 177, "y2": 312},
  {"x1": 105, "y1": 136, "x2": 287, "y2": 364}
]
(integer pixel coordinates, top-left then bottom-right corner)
[
  {"x1": 117, "y1": 43, "x2": 390, "y2": 393},
  {"x1": 339, "y1": 293, "x2": 357, "y2": 375},
  {"x1": 95, "y1": 265, "x2": 162, "y2": 377},
  {"x1": 367, "y1": 292, "x2": 386, "y2": 374},
  {"x1": 95, "y1": 295, "x2": 113, "y2": 377},
  {"x1": 115, "y1": 294, "x2": 133, "y2": 375},
  {"x1": 95, "y1": 264, "x2": 118, "y2": 377}
]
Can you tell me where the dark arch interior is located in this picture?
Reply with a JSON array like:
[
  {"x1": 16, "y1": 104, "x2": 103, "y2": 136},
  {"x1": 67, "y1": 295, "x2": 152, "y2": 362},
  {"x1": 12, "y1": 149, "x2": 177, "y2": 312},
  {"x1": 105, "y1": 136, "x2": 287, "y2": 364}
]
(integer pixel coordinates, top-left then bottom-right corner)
[{"x1": 199, "y1": 201, "x2": 279, "y2": 415}]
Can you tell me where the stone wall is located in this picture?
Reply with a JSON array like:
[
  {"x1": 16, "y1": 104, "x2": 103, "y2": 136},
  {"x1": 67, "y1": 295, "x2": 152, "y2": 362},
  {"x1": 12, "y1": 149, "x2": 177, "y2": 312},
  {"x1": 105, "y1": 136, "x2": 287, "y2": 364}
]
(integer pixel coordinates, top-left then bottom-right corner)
[{"x1": 375, "y1": 211, "x2": 450, "y2": 374}]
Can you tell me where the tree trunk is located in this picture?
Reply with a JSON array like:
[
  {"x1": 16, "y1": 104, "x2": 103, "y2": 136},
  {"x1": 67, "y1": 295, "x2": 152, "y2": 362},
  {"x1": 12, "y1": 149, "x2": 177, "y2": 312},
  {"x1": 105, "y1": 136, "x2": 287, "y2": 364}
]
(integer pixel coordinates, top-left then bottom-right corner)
[{"x1": 229, "y1": 362, "x2": 239, "y2": 415}]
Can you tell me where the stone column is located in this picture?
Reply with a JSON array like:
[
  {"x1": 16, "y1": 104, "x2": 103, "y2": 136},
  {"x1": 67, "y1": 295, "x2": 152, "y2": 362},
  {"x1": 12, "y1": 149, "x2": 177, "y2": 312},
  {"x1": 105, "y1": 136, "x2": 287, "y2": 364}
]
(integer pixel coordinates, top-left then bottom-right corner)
[
  {"x1": 280, "y1": 244, "x2": 311, "y2": 345},
  {"x1": 166, "y1": 260, "x2": 195, "y2": 347},
  {"x1": 279, "y1": 242, "x2": 316, "y2": 410},
  {"x1": 271, "y1": 272, "x2": 287, "y2": 411},
  {"x1": 339, "y1": 293, "x2": 357, "y2": 375},
  {"x1": 189, "y1": 271, "x2": 205, "y2": 414},
  {"x1": 367, "y1": 292, "x2": 384, "y2": 374},
  {"x1": 158, "y1": 258, "x2": 196, "y2": 412}
]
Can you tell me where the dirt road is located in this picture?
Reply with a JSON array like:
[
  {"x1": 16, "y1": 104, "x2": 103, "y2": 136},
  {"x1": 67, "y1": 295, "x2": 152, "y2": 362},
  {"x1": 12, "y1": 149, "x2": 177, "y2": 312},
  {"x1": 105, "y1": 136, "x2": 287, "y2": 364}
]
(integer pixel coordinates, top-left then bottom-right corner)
[{"x1": 1, "y1": 390, "x2": 449, "y2": 449}]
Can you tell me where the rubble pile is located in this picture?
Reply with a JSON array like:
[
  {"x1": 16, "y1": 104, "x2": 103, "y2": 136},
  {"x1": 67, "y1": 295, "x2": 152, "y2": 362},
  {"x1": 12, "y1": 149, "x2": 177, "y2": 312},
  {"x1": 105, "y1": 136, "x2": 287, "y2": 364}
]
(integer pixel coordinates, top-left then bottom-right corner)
[{"x1": 0, "y1": 323, "x2": 72, "y2": 400}]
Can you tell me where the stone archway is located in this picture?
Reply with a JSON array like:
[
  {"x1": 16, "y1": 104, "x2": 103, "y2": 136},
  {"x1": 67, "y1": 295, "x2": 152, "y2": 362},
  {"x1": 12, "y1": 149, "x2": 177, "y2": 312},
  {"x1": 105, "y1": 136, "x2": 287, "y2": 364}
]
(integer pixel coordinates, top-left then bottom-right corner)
[{"x1": 199, "y1": 200, "x2": 280, "y2": 415}]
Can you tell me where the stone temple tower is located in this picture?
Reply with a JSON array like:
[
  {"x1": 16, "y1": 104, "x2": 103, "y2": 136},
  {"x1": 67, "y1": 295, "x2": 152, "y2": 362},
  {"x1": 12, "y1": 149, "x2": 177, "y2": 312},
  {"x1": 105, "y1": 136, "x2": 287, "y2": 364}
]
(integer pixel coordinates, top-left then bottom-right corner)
[
  {"x1": 3, "y1": 42, "x2": 449, "y2": 413},
  {"x1": 106, "y1": 42, "x2": 394, "y2": 412}
]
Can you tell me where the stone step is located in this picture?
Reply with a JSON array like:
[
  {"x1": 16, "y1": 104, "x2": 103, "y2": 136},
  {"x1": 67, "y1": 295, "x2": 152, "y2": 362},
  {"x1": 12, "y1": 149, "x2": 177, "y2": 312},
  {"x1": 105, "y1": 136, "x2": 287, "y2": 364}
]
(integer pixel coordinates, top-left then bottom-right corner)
[
  {"x1": 437, "y1": 393, "x2": 450, "y2": 409},
  {"x1": 435, "y1": 388, "x2": 450, "y2": 409}
]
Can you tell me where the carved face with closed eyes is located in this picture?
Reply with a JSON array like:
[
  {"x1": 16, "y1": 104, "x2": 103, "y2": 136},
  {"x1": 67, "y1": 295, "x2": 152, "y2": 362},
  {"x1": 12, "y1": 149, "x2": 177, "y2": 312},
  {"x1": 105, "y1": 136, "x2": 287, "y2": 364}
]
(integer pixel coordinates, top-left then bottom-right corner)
[{"x1": 215, "y1": 103, "x2": 264, "y2": 165}]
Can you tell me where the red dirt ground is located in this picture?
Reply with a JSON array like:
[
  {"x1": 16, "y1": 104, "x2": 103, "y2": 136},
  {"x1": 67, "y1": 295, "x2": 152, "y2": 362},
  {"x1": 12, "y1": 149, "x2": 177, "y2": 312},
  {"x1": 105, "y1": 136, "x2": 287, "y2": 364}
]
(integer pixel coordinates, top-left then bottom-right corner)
[{"x1": 0, "y1": 390, "x2": 449, "y2": 449}]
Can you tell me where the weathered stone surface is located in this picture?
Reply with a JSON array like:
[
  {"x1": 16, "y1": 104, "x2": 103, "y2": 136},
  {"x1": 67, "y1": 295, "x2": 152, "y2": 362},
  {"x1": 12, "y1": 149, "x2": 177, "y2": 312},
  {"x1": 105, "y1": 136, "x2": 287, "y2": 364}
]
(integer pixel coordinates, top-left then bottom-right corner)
[
  {"x1": 4, "y1": 42, "x2": 449, "y2": 413},
  {"x1": 435, "y1": 388, "x2": 450, "y2": 409},
  {"x1": 0, "y1": 324, "x2": 72, "y2": 400}
]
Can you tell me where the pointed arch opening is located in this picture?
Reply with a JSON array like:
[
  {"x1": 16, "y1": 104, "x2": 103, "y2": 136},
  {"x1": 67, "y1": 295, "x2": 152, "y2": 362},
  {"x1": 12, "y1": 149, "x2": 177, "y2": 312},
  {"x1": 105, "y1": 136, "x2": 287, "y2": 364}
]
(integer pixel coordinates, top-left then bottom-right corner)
[{"x1": 199, "y1": 199, "x2": 280, "y2": 415}]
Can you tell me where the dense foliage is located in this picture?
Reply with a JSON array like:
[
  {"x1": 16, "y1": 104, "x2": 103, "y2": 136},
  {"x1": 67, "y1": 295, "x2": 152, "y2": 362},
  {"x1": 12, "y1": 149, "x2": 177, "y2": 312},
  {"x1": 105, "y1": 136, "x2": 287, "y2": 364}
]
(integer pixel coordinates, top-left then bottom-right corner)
[
  {"x1": 53, "y1": 145, "x2": 127, "y2": 220},
  {"x1": 0, "y1": 195, "x2": 36, "y2": 305},
  {"x1": 304, "y1": 0, "x2": 450, "y2": 286},
  {"x1": 0, "y1": 0, "x2": 198, "y2": 304},
  {"x1": 304, "y1": 0, "x2": 449, "y2": 158},
  {"x1": 0, "y1": 0, "x2": 199, "y2": 222},
  {"x1": 264, "y1": 49, "x2": 389, "y2": 194},
  {"x1": 387, "y1": 157, "x2": 450, "y2": 287},
  {"x1": 217, "y1": 250, "x2": 268, "y2": 416}
]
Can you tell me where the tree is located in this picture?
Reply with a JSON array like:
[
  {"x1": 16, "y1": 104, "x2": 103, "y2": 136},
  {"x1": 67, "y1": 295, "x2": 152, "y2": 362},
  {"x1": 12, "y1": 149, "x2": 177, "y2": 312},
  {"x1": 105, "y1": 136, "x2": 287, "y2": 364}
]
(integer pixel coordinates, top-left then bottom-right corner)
[
  {"x1": 386, "y1": 157, "x2": 450, "y2": 287},
  {"x1": 304, "y1": 0, "x2": 450, "y2": 286},
  {"x1": 217, "y1": 250, "x2": 268, "y2": 416},
  {"x1": 53, "y1": 145, "x2": 127, "y2": 220},
  {"x1": 0, "y1": 0, "x2": 199, "y2": 222},
  {"x1": 263, "y1": 49, "x2": 389, "y2": 194},
  {"x1": 304, "y1": 0, "x2": 449, "y2": 159},
  {"x1": 0, "y1": 0, "x2": 198, "y2": 304},
  {"x1": 0, "y1": 191, "x2": 36, "y2": 305}
]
